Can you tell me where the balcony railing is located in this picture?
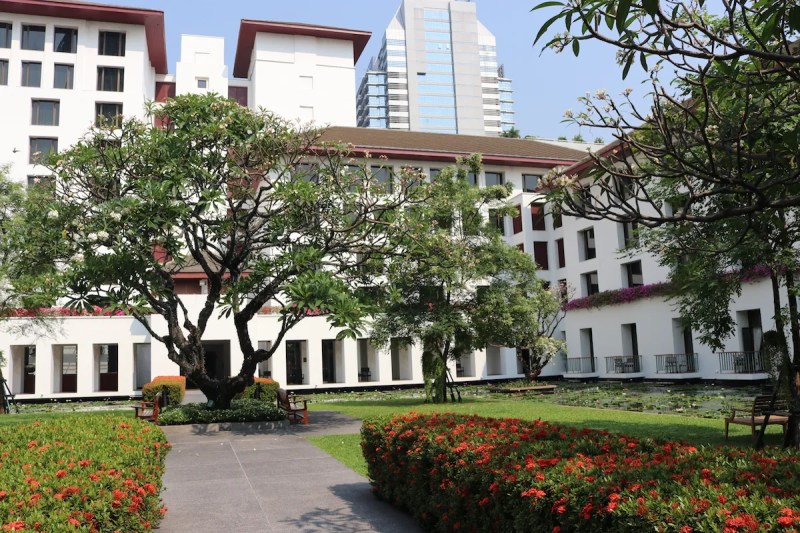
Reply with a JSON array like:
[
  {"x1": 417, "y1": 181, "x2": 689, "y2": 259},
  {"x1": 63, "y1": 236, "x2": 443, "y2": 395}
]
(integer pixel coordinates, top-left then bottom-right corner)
[
  {"x1": 565, "y1": 357, "x2": 597, "y2": 374},
  {"x1": 654, "y1": 353, "x2": 698, "y2": 374},
  {"x1": 605, "y1": 355, "x2": 642, "y2": 374},
  {"x1": 718, "y1": 351, "x2": 766, "y2": 374}
]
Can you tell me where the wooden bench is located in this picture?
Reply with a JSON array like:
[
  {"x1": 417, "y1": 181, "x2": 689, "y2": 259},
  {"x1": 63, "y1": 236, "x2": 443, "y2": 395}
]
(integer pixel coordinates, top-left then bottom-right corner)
[
  {"x1": 133, "y1": 391, "x2": 162, "y2": 423},
  {"x1": 277, "y1": 388, "x2": 309, "y2": 425},
  {"x1": 724, "y1": 395, "x2": 789, "y2": 442}
]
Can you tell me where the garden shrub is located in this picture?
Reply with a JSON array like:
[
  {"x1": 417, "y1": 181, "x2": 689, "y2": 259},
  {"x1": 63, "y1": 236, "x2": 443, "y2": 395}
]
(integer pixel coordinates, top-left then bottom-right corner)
[
  {"x1": 0, "y1": 414, "x2": 169, "y2": 532},
  {"x1": 142, "y1": 376, "x2": 186, "y2": 406},
  {"x1": 362, "y1": 413, "x2": 800, "y2": 532},
  {"x1": 237, "y1": 377, "x2": 280, "y2": 404},
  {"x1": 157, "y1": 399, "x2": 284, "y2": 425}
]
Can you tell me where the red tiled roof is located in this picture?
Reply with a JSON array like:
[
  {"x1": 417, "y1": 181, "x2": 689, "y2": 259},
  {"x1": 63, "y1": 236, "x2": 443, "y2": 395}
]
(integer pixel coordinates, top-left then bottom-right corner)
[{"x1": 318, "y1": 127, "x2": 588, "y2": 168}]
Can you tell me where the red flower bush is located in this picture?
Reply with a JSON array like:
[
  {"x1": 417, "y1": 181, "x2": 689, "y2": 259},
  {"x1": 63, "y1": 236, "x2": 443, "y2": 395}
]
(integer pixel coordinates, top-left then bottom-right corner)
[
  {"x1": 362, "y1": 413, "x2": 800, "y2": 532},
  {"x1": 0, "y1": 414, "x2": 169, "y2": 532}
]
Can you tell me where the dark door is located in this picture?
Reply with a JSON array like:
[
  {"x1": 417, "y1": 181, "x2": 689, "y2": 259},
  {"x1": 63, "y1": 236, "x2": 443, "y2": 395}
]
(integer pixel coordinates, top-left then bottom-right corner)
[
  {"x1": 23, "y1": 347, "x2": 35, "y2": 394},
  {"x1": 286, "y1": 341, "x2": 303, "y2": 385},
  {"x1": 322, "y1": 340, "x2": 335, "y2": 383},
  {"x1": 61, "y1": 346, "x2": 77, "y2": 393},
  {"x1": 99, "y1": 344, "x2": 119, "y2": 392}
]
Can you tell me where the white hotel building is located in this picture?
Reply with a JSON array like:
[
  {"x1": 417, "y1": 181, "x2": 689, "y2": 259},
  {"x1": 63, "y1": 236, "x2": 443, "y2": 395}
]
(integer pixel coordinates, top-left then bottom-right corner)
[{"x1": 0, "y1": 0, "x2": 778, "y2": 401}]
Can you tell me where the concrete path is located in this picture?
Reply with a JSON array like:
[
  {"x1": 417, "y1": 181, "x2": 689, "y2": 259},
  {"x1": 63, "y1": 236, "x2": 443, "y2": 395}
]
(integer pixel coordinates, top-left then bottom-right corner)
[{"x1": 158, "y1": 411, "x2": 421, "y2": 532}]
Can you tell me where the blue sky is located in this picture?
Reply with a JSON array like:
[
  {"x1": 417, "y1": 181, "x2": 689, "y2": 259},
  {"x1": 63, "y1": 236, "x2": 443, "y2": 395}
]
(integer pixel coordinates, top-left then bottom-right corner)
[{"x1": 126, "y1": 0, "x2": 649, "y2": 141}]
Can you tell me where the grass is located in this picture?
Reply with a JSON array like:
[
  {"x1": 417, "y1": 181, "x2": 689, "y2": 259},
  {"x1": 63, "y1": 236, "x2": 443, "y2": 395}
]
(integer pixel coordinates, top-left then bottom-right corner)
[
  {"x1": 307, "y1": 396, "x2": 788, "y2": 477},
  {"x1": 0, "y1": 409, "x2": 131, "y2": 426}
]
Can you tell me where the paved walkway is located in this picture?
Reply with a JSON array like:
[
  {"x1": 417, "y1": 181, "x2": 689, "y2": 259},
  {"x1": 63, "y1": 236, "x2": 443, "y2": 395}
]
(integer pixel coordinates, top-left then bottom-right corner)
[{"x1": 158, "y1": 411, "x2": 421, "y2": 532}]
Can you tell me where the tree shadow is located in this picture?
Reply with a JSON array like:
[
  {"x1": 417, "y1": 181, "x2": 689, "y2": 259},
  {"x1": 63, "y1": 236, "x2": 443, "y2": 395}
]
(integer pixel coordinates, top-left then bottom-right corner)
[{"x1": 274, "y1": 483, "x2": 420, "y2": 533}]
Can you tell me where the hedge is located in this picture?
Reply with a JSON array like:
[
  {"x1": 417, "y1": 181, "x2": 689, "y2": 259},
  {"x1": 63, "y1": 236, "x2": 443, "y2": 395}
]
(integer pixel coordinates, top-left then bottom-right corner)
[
  {"x1": 0, "y1": 414, "x2": 169, "y2": 532},
  {"x1": 362, "y1": 413, "x2": 800, "y2": 533},
  {"x1": 237, "y1": 377, "x2": 280, "y2": 404},
  {"x1": 157, "y1": 399, "x2": 285, "y2": 425},
  {"x1": 142, "y1": 376, "x2": 186, "y2": 406}
]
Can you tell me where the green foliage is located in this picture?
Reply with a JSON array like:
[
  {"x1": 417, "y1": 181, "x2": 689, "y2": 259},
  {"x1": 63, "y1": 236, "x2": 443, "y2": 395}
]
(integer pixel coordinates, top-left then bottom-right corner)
[
  {"x1": 363, "y1": 413, "x2": 800, "y2": 532},
  {"x1": 157, "y1": 399, "x2": 284, "y2": 425},
  {"x1": 0, "y1": 414, "x2": 168, "y2": 531},
  {"x1": 141, "y1": 376, "x2": 186, "y2": 406},
  {"x1": 5, "y1": 93, "x2": 420, "y2": 408},
  {"x1": 237, "y1": 377, "x2": 279, "y2": 404},
  {"x1": 371, "y1": 156, "x2": 556, "y2": 399}
]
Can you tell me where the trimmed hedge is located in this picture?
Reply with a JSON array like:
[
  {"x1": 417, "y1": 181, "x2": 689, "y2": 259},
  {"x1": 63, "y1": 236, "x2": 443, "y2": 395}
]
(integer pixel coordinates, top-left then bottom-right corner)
[
  {"x1": 362, "y1": 413, "x2": 800, "y2": 532},
  {"x1": 0, "y1": 414, "x2": 169, "y2": 532},
  {"x1": 237, "y1": 377, "x2": 280, "y2": 404},
  {"x1": 157, "y1": 399, "x2": 284, "y2": 425},
  {"x1": 142, "y1": 376, "x2": 186, "y2": 406}
]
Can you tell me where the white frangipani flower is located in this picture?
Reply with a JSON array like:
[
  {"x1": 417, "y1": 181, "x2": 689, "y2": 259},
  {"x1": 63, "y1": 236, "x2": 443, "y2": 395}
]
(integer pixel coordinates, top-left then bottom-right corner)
[
  {"x1": 564, "y1": 109, "x2": 574, "y2": 118},
  {"x1": 595, "y1": 89, "x2": 608, "y2": 100},
  {"x1": 96, "y1": 230, "x2": 110, "y2": 240},
  {"x1": 109, "y1": 212, "x2": 122, "y2": 222}
]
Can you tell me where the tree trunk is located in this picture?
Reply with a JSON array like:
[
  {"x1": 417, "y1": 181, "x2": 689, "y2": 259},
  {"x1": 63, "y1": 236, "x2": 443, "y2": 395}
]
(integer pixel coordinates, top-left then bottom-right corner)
[
  {"x1": 194, "y1": 373, "x2": 249, "y2": 410},
  {"x1": 783, "y1": 269, "x2": 800, "y2": 448}
]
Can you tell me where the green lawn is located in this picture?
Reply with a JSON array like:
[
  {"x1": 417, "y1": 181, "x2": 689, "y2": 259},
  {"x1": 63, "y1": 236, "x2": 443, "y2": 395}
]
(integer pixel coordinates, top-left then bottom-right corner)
[
  {"x1": 0, "y1": 409, "x2": 131, "y2": 426},
  {"x1": 307, "y1": 397, "x2": 787, "y2": 477}
]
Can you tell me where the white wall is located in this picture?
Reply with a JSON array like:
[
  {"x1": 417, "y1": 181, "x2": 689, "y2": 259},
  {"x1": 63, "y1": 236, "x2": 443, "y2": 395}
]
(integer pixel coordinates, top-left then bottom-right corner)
[
  {"x1": 0, "y1": 13, "x2": 155, "y2": 184},
  {"x1": 250, "y1": 33, "x2": 356, "y2": 127}
]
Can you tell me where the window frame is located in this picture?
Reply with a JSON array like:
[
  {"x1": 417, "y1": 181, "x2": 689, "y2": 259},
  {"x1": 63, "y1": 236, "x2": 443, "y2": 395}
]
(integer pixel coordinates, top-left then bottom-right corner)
[
  {"x1": 53, "y1": 27, "x2": 78, "y2": 53},
  {"x1": 484, "y1": 171, "x2": 504, "y2": 187},
  {"x1": 533, "y1": 241, "x2": 549, "y2": 270},
  {"x1": 31, "y1": 99, "x2": 60, "y2": 126},
  {"x1": 95, "y1": 102, "x2": 123, "y2": 128},
  {"x1": 579, "y1": 227, "x2": 596, "y2": 260},
  {"x1": 0, "y1": 59, "x2": 8, "y2": 85},
  {"x1": 98, "y1": 31, "x2": 126, "y2": 56},
  {"x1": 21, "y1": 61, "x2": 42, "y2": 87},
  {"x1": 0, "y1": 22, "x2": 11, "y2": 48},
  {"x1": 53, "y1": 63, "x2": 74, "y2": 89},
  {"x1": 531, "y1": 203, "x2": 546, "y2": 231},
  {"x1": 29, "y1": 137, "x2": 58, "y2": 164},
  {"x1": 21, "y1": 24, "x2": 46, "y2": 51},
  {"x1": 623, "y1": 260, "x2": 644, "y2": 288},
  {"x1": 522, "y1": 174, "x2": 540, "y2": 193},
  {"x1": 97, "y1": 66, "x2": 124, "y2": 92},
  {"x1": 583, "y1": 271, "x2": 600, "y2": 296}
]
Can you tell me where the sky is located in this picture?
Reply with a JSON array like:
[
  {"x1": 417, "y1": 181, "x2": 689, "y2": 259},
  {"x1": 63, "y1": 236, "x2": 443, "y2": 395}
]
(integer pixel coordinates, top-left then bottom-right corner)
[{"x1": 123, "y1": 0, "x2": 651, "y2": 142}]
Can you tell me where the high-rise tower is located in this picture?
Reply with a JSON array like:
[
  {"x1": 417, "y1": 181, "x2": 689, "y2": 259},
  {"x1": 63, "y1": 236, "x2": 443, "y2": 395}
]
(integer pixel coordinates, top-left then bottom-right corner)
[{"x1": 356, "y1": 0, "x2": 515, "y2": 136}]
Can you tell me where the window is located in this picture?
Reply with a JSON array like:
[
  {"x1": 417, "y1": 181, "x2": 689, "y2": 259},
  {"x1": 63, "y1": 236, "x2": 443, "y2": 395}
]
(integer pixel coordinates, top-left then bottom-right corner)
[
  {"x1": 523, "y1": 174, "x2": 540, "y2": 192},
  {"x1": 466, "y1": 172, "x2": 478, "y2": 187},
  {"x1": 97, "y1": 67, "x2": 124, "y2": 91},
  {"x1": 27, "y1": 175, "x2": 55, "y2": 189},
  {"x1": 29, "y1": 137, "x2": 58, "y2": 164},
  {"x1": 54, "y1": 27, "x2": 77, "y2": 53},
  {"x1": 621, "y1": 220, "x2": 639, "y2": 247},
  {"x1": 623, "y1": 260, "x2": 643, "y2": 288},
  {"x1": 197, "y1": 78, "x2": 208, "y2": 89},
  {"x1": 582, "y1": 271, "x2": 599, "y2": 296},
  {"x1": 616, "y1": 176, "x2": 634, "y2": 200},
  {"x1": 0, "y1": 60, "x2": 7, "y2": 85},
  {"x1": 489, "y1": 209, "x2": 505, "y2": 236},
  {"x1": 98, "y1": 31, "x2": 125, "y2": 56},
  {"x1": 552, "y1": 208, "x2": 563, "y2": 229},
  {"x1": 579, "y1": 227, "x2": 596, "y2": 260},
  {"x1": 556, "y1": 238, "x2": 565, "y2": 268},
  {"x1": 516, "y1": 243, "x2": 525, "y2": 253},
  {"x1": 95, "y1": 102, "x2": 123, "y2": 127},
  {"x1": 485, "y1": 171, "x2": 504, "y2": 187},
  {"x1": 533, "y1": 241, "x2": 549, "y2": 270},
  {"x1": 52, "y1": 63, "x2": 74, "y2": 89},
  {"x1": 531, "y1": 203, "x2": 546, "y2": 231},
  {"x1": 21, "y1": 25, "x2": 45, "y2": 51},
  {"x1": 0, "y1": 22, "x2": 10, "y2": 48},
  {"x1": 371, "y1": 165, "x2": 392, "y2": 193},
  {"x1": 21, "y1": 62, "x2": 41, "y2": 87},
  {"x1": 31, "y1": 100, "x2": 60, "y2": 126},
  {"x1": 512, "y1": 205, "x2": 522, "y2": 234}
]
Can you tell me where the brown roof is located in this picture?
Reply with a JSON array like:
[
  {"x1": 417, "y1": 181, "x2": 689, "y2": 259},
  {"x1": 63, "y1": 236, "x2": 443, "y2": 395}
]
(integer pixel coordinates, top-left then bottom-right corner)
[
  {"x1": 2, "y1": 0, "x2": 167, "y2": 73},
  {"x1": 318, "y1": 127, "x2": 587, "y2": 168},
  {"x1": 234, "y1": 20, "x2": 371, "y2": 78}
]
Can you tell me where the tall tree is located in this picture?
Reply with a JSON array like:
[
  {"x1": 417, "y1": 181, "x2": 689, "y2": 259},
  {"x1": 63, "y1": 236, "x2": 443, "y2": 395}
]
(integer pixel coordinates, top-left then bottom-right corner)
[
  {"x1": 6, "y1": 94, "x2": 420, "y2": 408},
  {"x1": 534, "y1": 0, "x2": 800, "y2": 446},
  {"x1": 370, "y1": 156, "x2": 560, "y2": 401}
]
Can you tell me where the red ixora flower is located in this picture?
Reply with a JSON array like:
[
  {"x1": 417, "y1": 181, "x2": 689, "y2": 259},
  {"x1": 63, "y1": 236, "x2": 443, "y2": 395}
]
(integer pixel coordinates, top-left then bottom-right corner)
[
  {"x1": 2, "y1": 523, "x2": 26, "y2": 531},
  {"x1": 56, "y1": 469, "x2": 67, "y2": 479}
]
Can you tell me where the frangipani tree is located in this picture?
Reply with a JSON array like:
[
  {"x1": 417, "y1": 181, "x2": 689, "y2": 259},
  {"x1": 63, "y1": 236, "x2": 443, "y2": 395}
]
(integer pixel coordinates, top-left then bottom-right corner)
[{"x1": 7, "y1": 93, "x2": 421, "y2": 408}]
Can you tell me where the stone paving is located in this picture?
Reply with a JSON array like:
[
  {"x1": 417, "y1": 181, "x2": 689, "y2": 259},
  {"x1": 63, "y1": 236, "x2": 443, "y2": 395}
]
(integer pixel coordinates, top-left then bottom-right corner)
[{"x1": 158, "y1": 411, "x2": 421, "y2": 532}]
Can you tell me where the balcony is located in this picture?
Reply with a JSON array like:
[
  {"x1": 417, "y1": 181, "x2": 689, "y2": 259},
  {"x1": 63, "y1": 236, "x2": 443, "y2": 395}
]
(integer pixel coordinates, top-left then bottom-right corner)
[
  {"x1": 604, "y1": 355, "x2": 642, "y2": 374},
  {"x1": 565, "y1": 357, "x2": 597, "y2": 374},
  {"x1": 654, "y1": 353, "x2": 699, "y2": 374},
  {"x1": 718, "y1": 351, "x2": 766, "y2": 374}
]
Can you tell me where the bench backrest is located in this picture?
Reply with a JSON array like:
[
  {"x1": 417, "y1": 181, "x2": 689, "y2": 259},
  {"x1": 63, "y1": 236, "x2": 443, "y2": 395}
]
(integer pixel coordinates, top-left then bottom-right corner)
[
  {"x1": 277, "y1": 388, "x2": 289, "y2": 409},
  {"x1": 752, "y1": 395, "x2": 789, "y2": 415}
]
